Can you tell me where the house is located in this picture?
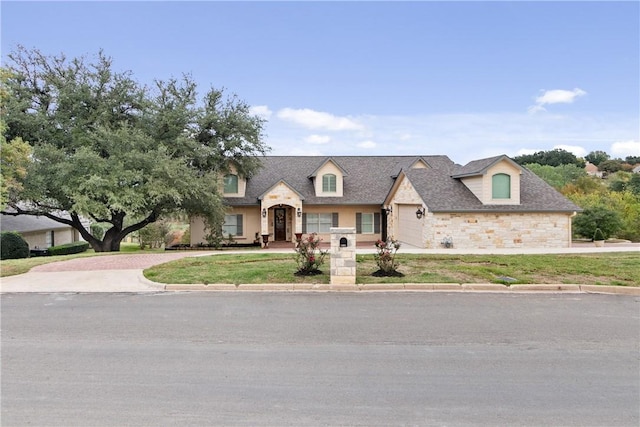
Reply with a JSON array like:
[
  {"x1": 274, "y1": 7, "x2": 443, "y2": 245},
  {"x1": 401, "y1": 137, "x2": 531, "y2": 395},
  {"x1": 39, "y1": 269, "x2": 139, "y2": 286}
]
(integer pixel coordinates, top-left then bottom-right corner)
[
  {"x1": 585, "y1": 161, "x2": 603, "y2": 178},
  {"x1": 0, "y1": 211, "x2": 88, "y2": 250},
  {"x1": 190, "y1": 155, "x2": 582, "y2": 249}
]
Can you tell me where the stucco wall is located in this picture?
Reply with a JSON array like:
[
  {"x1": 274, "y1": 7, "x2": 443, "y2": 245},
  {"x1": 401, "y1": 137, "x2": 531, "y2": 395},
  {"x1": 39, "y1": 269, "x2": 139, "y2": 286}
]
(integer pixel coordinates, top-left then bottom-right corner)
[
  {"x1": 190, "y1": 206, "x2": 262, "y2": 245},
  {"x1": 21, "y1": 228, "x2": 78, "y2": 249},
  {"x1": 191, "y1": 204, "x2": 384, "y2": 246}
]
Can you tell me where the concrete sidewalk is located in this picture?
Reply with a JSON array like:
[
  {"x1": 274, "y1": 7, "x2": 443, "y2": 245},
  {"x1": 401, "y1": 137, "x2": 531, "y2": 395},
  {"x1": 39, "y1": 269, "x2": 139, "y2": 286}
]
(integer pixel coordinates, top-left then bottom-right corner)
[{"x1": 1, "y1": 244, "x2": 638, "y2": 294}]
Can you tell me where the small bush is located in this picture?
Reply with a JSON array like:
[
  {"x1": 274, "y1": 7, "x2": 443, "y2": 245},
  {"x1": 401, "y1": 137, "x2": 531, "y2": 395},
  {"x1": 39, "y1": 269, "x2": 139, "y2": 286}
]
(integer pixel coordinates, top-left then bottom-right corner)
[
  {"x1": 1, "y1": 232, "x2": 30, "y2": 260},
  {"x1": 294, "y1": 233, "x2": 328, "y2": 275},
  {"x1": 593, "y1": 228, "x2": 605, "y2": 241},
  {"x1": 47, "y1": 241, "x2": 90, "y2": 256},
  {"x1": 373, "y1": 238, "x2": 404, "y2": 277}
]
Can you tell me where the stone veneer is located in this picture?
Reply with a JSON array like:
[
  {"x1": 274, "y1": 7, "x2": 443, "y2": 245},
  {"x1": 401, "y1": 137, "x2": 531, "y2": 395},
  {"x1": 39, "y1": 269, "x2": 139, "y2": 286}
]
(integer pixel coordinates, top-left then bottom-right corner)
[
  {"x1": 426, "y1": 211, "x2": 573, "y2": 249},
  {"x1": 330, "y1": 227, "x2": 356, "y2": 285}
]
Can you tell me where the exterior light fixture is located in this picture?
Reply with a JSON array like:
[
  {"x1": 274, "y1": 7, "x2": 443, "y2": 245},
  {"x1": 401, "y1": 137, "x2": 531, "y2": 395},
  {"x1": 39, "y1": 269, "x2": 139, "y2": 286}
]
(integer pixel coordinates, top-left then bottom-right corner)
[
  {"x1": 262, "y1": 208, "x2": 267, "y2": 218},
  {"x1": 297, "y1": 207, "x2": 302, "y2": 217},
  {"x1": 415, "y1": 206, "x2": 425, "y2": 219},
  {"x1": 384, "y1": 206, "x2": 393, "y2": 215}
]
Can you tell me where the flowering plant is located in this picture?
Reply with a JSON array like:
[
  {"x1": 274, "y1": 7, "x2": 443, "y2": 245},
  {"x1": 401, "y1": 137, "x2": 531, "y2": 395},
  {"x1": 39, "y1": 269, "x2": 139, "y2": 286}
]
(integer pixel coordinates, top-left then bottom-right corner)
[
  {"x1": 294, "y1": 233, "x2": 329, "y2": 275},
  {"x1": 373, "y1": 238, "x2": 401, "y2": 275}
]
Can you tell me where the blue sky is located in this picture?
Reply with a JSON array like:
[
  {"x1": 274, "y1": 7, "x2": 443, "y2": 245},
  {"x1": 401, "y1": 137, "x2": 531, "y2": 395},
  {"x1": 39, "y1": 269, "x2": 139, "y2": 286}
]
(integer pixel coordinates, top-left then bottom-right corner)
[{"x1": 2, "y1": 1, "x2": 639, "y2": 164}]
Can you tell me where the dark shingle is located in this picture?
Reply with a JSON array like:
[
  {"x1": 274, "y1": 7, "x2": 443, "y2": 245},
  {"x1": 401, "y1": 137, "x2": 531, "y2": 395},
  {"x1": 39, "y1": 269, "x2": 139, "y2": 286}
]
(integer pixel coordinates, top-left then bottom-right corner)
[{"x1": 226, "y1": 155, "x2": 581, "y2": 213}]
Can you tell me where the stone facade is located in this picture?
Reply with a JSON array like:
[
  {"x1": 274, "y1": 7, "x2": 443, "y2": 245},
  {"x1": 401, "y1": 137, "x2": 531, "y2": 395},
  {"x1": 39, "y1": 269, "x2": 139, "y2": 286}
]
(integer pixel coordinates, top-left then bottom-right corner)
[
  {"x1": 330, "y1": 227, "x2": 356, "y2": 285},
  {"x1": 386, "y1": 168, "x2": 574, "y2": 249},
  {"x1": 427, "y1": 212, "x2": 573, "y2": 249}
]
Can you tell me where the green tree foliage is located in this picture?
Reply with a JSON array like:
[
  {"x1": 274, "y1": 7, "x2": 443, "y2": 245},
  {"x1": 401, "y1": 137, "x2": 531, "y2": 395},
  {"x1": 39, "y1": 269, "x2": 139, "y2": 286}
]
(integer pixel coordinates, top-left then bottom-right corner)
[
  {"x1": 0, "y1": 231, "x2": 30, "y2": 259},
  {"x1": 584, "y1": 150, "x2": 610, "y2": 166},
  {"x1": 625, "y1": 156, "x2": 640, "y2": 164},
  {"x1": 598, "y1": 159, "x2": 625, "y2": 175},
  {"x1": 1, "y1": 46, "x2": 268, "y2": 252},
  {"x1": 0, "y1": 69, "x2": 32, "y2": 209},
  {"x1": 523, "y1": 163, "x2": 586, "y2": 190},
  {"x1": 572, "y1": 206, "x2": 622, "y2": 240},
  {"x1": 513, "y1": 148, "x2": 585, "y2": 168},
  {"x1": 628, "y1": 174, "x2": 640, "y2": 196}
]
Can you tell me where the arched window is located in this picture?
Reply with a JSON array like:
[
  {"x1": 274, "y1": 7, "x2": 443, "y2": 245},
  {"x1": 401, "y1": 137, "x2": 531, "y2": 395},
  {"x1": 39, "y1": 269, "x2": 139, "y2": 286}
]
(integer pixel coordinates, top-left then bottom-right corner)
[
  {"x1": 322, "y1": 174, "x2": 336, "y2": 192},
  {"x1": 492, "y1": 173, "x2": 511, "y2": 199},
  {"x1": 223, "y1": 174, "x2": 238, "y2": 194}
]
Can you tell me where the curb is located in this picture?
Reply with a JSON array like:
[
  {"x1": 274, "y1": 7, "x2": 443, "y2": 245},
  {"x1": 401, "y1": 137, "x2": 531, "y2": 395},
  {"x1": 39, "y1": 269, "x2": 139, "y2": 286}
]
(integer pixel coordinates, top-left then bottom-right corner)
[{"x1": 154, "y1": 280, "x2": 640, "y2": 295}]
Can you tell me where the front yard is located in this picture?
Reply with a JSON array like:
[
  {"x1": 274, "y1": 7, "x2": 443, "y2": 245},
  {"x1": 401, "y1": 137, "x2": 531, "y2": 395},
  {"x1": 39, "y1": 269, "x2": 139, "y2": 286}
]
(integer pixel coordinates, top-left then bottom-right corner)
[{"x1": 142, "y1": 252, "x2": 640, "y2": 287}]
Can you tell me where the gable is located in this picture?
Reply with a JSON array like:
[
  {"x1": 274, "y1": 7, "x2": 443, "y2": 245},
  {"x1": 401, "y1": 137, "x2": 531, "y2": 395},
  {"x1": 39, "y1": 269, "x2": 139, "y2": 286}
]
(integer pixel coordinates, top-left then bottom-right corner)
[
  {"x1": 310, "y1": 159, "x2": 345, "y2": 197},
  {"x1": 456, "y1": 157, "x2": 522, "y2": 205}
]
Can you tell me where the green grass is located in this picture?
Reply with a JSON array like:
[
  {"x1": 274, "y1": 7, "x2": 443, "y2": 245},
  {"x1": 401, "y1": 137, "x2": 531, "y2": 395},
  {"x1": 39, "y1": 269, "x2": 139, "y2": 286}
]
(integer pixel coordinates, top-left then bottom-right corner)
[
  {"x1": 143, "y1": 252, "x2": 640, "y2": 287},
  {"x1": 3, "y1": 247, "x2": 638, "y2": 287}
]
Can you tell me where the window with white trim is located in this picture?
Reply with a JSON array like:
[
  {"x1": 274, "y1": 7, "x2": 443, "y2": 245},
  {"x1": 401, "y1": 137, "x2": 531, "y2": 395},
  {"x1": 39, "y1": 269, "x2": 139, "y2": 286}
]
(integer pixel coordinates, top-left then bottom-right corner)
[
  {"x1": 223, "y1": 174, "x2": 239, "y2": 194},
  {"x1": 222, "y1": 214, "x2": 243, "y2": 236},
  {"x1": 305, "y1": 213, "x2": 333, "y2": 233},
  {"x1": 360, "y1": 213, "x2": 374, "y2": 233},
  {"x1": 492, "y1": 173, "x2": 511, "y2": 199},
  {"x1": 322, "y1": 174, "x2": 336, "y2": 193}
]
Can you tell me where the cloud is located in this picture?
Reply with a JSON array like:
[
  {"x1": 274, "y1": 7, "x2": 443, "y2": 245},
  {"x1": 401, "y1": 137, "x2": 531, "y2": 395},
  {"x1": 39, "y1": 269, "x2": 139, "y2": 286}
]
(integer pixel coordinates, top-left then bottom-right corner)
[
  {"x1": 261, "y1": 109, "x2": 638, "y2": 165},
  {"x1": 611, "y1": 140, "x2": 640, "y2": 158},
  {"x1": 305, "y1": 134, "x2": 331, "y2": 145},
  {"x1": 553, "y1": 144, "x2": 587, "y2": 157},
  {"x1": 528, "y1": 88, "x2": 587, "y2": 114},
  {"x1": 249, "y1": 105, "x2": 272, "y2": 119},
  {"x1": 276, "y1": 108, "x2": 364, "y2": 131},
  {"x1": 357, "y1": 140, "x2": 377, "y2": 149}
]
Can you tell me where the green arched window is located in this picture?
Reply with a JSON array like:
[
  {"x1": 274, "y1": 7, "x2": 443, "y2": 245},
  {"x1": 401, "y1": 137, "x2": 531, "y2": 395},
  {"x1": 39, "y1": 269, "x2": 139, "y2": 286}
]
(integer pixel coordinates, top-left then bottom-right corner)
[
  {"x1": 223, "y1": 174, "x2": 238, "y2": 194},
  {"x1": 492, "y1": 173, "x2": 511, "y2": 199},
  {"x1": 322, "y1": 174, "x2": 336, "y2": 192}
]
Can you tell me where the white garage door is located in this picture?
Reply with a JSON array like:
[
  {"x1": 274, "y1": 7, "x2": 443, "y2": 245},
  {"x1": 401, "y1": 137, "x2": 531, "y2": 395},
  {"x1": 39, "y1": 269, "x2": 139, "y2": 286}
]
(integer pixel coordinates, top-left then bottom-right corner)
[{"x1": 397, "y1": 205, "x2": 423, "y2": 247}]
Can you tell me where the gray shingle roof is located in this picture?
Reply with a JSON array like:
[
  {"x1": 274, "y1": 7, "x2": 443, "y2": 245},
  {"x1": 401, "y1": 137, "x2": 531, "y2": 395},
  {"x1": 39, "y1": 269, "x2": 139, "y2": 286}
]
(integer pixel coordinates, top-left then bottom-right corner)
[
  {"x1": 1, "y1": 213, "x2": 73, "y2": 233},
  {"x1": 451, "y1": 154, "x2": 522, "y2": 178},
  {"x1": 228, "y1": 156, "x2": 454, "y2": 206},
  {"x1": 226, "y1": 155, "x2": 581, "y2": 213},
  {"x1": 405, "y1": 166, "x2": 582, "y2": 213}
]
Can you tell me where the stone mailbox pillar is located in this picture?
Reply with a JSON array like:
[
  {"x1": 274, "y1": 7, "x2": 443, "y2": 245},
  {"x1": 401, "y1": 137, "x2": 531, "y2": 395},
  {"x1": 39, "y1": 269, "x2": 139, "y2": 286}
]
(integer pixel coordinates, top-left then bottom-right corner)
[{"x1": 330, "y1": 227, "x2": 356, "y2": 286}]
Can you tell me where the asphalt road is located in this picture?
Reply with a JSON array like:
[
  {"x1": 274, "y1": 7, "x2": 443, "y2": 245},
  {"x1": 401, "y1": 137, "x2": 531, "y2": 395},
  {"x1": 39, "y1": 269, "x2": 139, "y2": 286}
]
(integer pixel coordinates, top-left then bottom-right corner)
[{"x1": 1, "y1": 292, "x2": 638, "y2": 426}]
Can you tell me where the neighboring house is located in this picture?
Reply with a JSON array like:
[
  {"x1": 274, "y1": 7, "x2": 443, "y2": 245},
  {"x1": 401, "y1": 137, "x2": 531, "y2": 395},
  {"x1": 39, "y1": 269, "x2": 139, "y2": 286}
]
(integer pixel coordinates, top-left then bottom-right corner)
[
  {"x1": 585, "y1": 162, "x2": 604, "y2": 178},
  {"x1": 190, "y1": 155, "x2": 582, "y2": 249},
  {"x1": 632, "y1": 164, "x2": 640, "y2": 174},
  {"x1": 0, "y1": 211, "x2": 88, "y2": 249}
]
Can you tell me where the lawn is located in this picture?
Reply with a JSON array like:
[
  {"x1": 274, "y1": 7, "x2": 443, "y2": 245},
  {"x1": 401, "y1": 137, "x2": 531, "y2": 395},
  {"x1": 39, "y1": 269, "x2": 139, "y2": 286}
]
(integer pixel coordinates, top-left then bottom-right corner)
[{"x1": 143, "y1": 252, "x2": 640, "y2": 287}]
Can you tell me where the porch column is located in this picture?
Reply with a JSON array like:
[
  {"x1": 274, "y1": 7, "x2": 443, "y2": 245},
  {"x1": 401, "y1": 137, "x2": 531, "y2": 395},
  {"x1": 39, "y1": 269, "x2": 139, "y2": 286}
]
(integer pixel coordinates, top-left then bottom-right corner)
[{"x1": 260, "y1": 203, "x2": 270, "y2": 248}]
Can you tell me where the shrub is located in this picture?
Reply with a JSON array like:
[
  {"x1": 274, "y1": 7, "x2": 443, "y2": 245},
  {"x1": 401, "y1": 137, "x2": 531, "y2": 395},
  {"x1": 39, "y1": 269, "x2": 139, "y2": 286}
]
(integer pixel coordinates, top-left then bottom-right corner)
[
  {"x1": 90, "y1": 222, "x2": 111, "y2": 240},
  {"x1": 294, "y1": 233, "x2": 328, "y2": 275},
  {"x1": 373, "y1": 238, "x2": 403, "y2": 276},
  {"x1": 573, "y1": 206, "x2": 622, "y2": 240},
  {"x1": 1, "y1": 231, "x2": 30, "y2": 259},
  {"x1": 138, "y1": 221, "x2": 171, "y2": 249},
  {"x1": 593, "y1": 228, "x2": 605, "y2": 241},
  {"x1": 47, "y1": 241, "x2": 90, "y2": 256}
]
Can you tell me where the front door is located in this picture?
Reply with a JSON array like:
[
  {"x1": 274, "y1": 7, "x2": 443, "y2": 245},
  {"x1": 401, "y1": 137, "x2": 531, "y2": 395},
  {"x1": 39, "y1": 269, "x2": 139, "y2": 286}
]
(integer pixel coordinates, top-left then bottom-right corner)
[{"x1": 274, "y1": 208, "x2": 286, "y2": 241}]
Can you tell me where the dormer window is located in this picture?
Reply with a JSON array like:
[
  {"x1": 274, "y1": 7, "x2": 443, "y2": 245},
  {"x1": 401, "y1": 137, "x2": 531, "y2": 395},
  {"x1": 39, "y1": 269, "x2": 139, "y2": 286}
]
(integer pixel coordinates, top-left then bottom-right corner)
[
  {"x1": 492, "y1": 173, "x2": 511, "y2": 199},
  {"x1": 223, "y1": 174, "x2": 239, "y2": 194},
  {"x1": 322, "y1": 174, "x2": 337, "y2": 193}
]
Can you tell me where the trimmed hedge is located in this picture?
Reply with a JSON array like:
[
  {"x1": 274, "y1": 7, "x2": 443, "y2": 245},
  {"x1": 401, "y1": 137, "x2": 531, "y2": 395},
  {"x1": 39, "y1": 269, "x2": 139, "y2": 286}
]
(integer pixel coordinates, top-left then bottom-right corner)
[
  {"x1": 1, "y1": 232, "x2": 30, "y2": 260},
  {"x1": 48, "y1": 241, "x2": 90, "y2": 256}
]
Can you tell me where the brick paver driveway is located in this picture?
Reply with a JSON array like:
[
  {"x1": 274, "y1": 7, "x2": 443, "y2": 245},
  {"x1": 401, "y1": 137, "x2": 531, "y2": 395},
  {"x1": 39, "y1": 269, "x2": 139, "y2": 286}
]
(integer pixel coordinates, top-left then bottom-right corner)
[{"x1": 31, "y1": 252, "x2": 212, "y2": 272}]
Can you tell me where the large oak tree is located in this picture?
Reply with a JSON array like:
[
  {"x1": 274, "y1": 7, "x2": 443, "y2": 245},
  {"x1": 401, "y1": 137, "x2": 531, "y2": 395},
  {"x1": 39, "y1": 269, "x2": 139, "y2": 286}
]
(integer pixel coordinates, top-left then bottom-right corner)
[{"x1": 1, "y1": 46, "x2": 268, "y2": 251}]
